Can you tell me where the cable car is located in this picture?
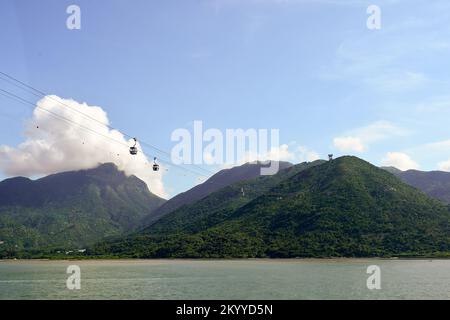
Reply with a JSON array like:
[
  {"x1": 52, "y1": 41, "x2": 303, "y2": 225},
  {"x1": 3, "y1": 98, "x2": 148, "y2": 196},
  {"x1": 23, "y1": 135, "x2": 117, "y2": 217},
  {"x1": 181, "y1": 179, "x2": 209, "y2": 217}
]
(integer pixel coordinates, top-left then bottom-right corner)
[
  {"x1": 130, "y1": 138, "x2": 138, "y2": 155},
  {"x1": 153, "y1": 157, "x2": 159, "y2": 171}
]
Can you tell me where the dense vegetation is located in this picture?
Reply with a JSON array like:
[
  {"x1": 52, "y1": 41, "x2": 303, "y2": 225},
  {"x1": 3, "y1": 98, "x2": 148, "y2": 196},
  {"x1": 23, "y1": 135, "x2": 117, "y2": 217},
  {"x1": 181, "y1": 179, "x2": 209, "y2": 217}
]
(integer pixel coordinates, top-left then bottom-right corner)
[
  {"x1": 0, "y1": 163, "x2": 165, "y2": 257},
  {"x1": 88, "y1": 157, "x2": 450, "y2": 258},
  {"x1": 143, "y1": 160, "x2": 293, "y2": 226},
  {"x1": 389, "y1": 168, "x2": 450, "y2": 204}
]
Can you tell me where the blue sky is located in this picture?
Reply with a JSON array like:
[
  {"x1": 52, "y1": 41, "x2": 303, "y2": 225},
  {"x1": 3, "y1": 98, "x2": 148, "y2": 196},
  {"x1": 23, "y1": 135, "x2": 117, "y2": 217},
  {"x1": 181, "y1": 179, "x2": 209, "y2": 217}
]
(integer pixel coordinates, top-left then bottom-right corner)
[{"x1": 1, "y1": 0, "x2": 450, "y2": 197}]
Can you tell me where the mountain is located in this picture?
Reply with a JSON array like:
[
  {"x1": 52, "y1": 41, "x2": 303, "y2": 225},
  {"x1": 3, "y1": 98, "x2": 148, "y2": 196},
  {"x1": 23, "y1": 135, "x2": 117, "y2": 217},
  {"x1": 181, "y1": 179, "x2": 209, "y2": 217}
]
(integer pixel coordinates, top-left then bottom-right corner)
[
  {"x1": 142, "y1": 160, "x2": 323, "y2": 235},
  {"x1": 385, "y1": 168, "x2": 450, "y2": 204},
  {"x1": 142, "y1": 161, "x2": 293, "y2": 226},
  {"x1": 90, "y1": 156, "x2": 450, "y2": 258},
  {"x1": 380, "y1": 166, "x2": 403, "y2": 175},
  {"x1": 0, "y1": 163, "x2": 165, "y2": 253}
]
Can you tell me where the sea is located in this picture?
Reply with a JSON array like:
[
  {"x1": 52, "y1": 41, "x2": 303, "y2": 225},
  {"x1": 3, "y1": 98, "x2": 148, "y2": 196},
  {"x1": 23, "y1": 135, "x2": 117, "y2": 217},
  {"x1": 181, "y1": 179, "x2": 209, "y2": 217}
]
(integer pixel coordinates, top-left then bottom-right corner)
[{"x1": 0, "y1": 259, "x2": 448, "y2": 299}]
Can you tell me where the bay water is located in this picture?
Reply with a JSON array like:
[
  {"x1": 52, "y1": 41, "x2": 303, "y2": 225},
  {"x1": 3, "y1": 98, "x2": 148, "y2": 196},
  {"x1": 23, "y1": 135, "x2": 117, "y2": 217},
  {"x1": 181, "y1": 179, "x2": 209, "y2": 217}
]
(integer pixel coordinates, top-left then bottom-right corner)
[{"x1": 0, "y1": 259, "x2": 448, "y2": 299}]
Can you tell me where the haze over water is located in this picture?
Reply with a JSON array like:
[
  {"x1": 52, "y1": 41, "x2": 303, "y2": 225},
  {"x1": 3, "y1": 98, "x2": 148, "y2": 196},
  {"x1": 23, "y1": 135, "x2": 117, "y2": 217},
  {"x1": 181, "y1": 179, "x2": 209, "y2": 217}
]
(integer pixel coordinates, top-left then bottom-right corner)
[{"x1": 0, "y1": 259, "x2": 449, "y2": 299}]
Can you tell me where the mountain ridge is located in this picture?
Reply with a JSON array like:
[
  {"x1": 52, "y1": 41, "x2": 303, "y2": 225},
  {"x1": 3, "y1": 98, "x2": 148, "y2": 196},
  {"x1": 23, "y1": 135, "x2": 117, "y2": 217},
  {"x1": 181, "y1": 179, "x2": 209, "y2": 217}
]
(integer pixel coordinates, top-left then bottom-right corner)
[
  {"x1": 382, "y1": 166, "x2": 450, "y2": 204},
  {"x1": 142, "y1": 160, "x2": 293, "y2": 226},
  {"x1": 0, "y1": 163, "x2": 166, "y2": 253},
  {"x1": 89, "y1": 156, "x2": 450, "y2": 258}
]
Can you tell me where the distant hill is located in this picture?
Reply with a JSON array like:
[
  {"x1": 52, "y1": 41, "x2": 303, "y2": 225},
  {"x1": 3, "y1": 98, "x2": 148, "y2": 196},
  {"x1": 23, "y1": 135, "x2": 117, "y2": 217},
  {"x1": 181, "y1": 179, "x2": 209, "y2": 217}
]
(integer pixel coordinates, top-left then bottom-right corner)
[
  {"x1": 90, "y1": 157, "x2": 450, "y2": 258},
  {"x1": 382, "y1": 167, "x2": 450, "y2": 204},
  {"x1": 380, "y1": 166, "x2": 403, "y2": 175},
  {"x1": 0, "y1": 163, "x2": 165, "y2": 253},
  {"x1": 142, "y1": 161, "x2": 293, "y2": 226},
  {"x1": 142, "y1": 160, "x2": 322, "y2": 235}
]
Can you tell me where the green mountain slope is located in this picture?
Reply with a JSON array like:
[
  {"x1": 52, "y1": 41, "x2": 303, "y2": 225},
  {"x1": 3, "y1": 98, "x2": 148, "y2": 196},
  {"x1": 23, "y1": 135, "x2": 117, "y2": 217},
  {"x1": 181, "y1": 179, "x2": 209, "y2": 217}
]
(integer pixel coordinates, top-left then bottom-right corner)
[
  {"x1": 386, "y1": 168, "x2": 450, "y2": 204},
  {"x1": 143, "y1": 160, "x2": 324, "y2": 235},
  {"x1": 90, "y1": 156, "x2": 450, "y2": 258},
  {"x1": 0, "y1": 163, "x2": 165, "y2": 255},
  {"x1": 142, "y1": 161, "x2": 293, "y2": 226}
]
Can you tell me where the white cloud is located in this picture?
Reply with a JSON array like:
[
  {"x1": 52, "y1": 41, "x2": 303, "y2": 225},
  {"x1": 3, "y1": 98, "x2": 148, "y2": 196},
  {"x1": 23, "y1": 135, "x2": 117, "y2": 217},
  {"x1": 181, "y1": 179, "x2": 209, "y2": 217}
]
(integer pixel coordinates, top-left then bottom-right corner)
[
  {"x1": 381, "y1": 152, "x2": 419, "y2": 171},
  {"x1": 318, "y1": 4, "x2": 450, "y2": 94},
  {"x1": 405, "y1": 138, "x2": 450, "y2": 157},
  {"x1": 219, "y1": 143, "x2": 322, "y2": 171},
  {"x1": 364, "y1": 71, "x2": 429, "y2": 92},
  {"x1": 235, "y1": 143, "x2": 295, "y2": 165},
  {"x1": 333, "y1": 136, "x2": 365, "y2": 153},
  {"x1": 297, "y1": 146, "x2": 320, "y2": 162},
  {"x1": 265, "y1": 144, "x2": 296, "y2": 161},
  {"x1": 0, "y1": 95, "x2": 167, "y2": 198},
  {"x1": 238, "y1": 143, "x2": 322, "y2": 164},
  {"x1": 438, "y1": 159, "x2": 450, "y2": 171},
  {"x1": 353, "y1": 120, "x2": 407, "y2": 142},
  {"x1": 333, "y1": 120, "x2": 407, "y2": 152},
  {"x1": 423, "y1": 139, "x2": 450, "y2": 150},
  {"x1": 402, "y1": 139, "x2": 450, "y2": 170}
]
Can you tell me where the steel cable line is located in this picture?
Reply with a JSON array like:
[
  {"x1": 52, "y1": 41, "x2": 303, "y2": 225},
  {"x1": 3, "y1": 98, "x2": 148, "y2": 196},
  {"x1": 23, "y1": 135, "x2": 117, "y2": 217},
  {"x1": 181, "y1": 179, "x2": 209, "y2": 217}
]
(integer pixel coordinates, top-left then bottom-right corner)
[
  {"x1": 0, "y1": 88, "x2": 211, "y2": 179},
  {"x1": 0, "y1": 89, "x2": 201, "y2": 179},
  {"x1": 0, "y1": 94, "x2": 169, "y2": 193},
  {"x1": 1, "y1": 88, "x2": 277, "y2": 190},
  {"x1": 0, "y1": 71, "x2": 215, "y2": 176},
  {"x1": 0, "y1": 91, "x2": 275, "y2": 192},
  {"x1": 0, "y1": 88, "x2": 278, "y2": 191},
  {"x1": 0, "y1": 78, "x2": 263, "y2": 191}
]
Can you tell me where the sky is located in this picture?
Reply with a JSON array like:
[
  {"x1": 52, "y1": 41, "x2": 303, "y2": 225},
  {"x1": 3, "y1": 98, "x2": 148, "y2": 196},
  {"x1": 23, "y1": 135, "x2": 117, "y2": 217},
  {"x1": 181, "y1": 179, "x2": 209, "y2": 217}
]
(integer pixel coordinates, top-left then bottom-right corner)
[{"x1": 1, "y1": 0, "x2": 450, "y2": 198}]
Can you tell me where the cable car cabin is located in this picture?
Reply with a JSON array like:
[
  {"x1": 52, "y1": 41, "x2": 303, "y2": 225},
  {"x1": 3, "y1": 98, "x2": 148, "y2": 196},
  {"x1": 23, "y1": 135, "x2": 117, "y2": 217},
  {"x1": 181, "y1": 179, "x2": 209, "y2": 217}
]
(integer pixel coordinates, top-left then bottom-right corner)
[
  {"x1": 129, "y1": 138, "x2": 138, "y2": 155},
  {"x1": 129, "y1": 146, "x2": 138, "y2": 155},
  {"x1": 152, "y1": 157, "x2": 159, "y2": 171}
]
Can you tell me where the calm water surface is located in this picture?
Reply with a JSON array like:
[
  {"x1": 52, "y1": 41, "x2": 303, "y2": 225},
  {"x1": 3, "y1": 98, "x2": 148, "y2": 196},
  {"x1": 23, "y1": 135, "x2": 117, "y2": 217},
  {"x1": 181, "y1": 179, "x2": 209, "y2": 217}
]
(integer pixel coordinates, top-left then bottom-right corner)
[{"x1": 0, "y1": 259, "x2": 448, "y2": 299}]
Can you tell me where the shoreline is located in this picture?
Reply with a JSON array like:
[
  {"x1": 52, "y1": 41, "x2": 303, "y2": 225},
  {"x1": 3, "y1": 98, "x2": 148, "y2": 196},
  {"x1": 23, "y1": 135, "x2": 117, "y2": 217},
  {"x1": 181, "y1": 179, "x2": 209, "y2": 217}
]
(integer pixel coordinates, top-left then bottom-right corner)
[{"x1": 0, "y1": 256, "x2": 448, "y2": 263}]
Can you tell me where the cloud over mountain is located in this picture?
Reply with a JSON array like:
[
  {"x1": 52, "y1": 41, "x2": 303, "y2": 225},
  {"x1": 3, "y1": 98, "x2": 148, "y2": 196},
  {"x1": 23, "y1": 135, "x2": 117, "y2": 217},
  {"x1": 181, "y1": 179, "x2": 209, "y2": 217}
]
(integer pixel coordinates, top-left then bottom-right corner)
[
  {"x1": 0, "y1": 95, "x2": 167, "y2": 198},
  {"x1": 333, "y1": 120, "x2": 408, "y2": 153},
  {"x1": 381, "y1": 152, "x2": 419, "y2": 171}
]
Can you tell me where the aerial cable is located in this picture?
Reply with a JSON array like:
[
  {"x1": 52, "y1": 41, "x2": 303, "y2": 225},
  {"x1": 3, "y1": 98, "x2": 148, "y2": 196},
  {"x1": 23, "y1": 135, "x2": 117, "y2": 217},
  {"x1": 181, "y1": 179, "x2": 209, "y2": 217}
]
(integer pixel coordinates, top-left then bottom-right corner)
[
  {"x1": 1, "y1": 92, "x2": 286, "y2": 192},
  {"x1": 2, "y1": 88, "x2": 270, "y2": 192},
  {"x1": 1, "y1": 85, "x2": 254, "y2": 191},
  {"x1": 0, "y1": 71, "x2": 215, "y2": 176},
  {"x1": 0, "y1": 90, "x2": 211, "y2": 181},
  {"x1": 0, "y1": 87, "x2": 209, "y2": 179}
]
